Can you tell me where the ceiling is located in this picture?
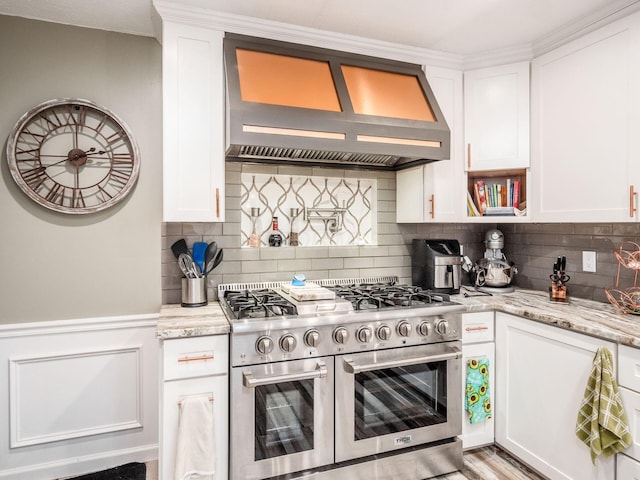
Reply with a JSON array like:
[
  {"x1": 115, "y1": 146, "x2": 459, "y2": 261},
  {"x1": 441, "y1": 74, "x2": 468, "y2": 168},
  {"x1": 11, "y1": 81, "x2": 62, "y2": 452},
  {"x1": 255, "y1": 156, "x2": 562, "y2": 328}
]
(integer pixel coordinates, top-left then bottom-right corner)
[{"x1": 0, "y1": 0, "x2": 639, "y2": 56}]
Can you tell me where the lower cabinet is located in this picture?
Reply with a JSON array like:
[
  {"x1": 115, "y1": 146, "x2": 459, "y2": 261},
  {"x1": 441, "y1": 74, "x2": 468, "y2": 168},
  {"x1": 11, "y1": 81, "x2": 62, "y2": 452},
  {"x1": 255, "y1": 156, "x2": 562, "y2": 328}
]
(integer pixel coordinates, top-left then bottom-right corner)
[
  {"x1": 460, "y1": 312, "x2": 495, "y2": 449},
  {"x1": 618, "y1": 344, "x2": 640, "y2": 479},
  {"x1": 159, "y1": 335, "x2": 229, "y2": 480},
  {"x1": 495, "y1": 312, "x2": 616, "y2": 480}
]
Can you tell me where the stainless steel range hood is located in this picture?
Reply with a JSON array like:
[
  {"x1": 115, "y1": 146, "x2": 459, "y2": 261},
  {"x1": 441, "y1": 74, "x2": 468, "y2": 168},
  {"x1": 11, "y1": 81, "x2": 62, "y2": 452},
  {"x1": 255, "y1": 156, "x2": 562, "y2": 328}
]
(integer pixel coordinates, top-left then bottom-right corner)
[{"x1": 224, "y1": 34, "x2": 450, "y2": 171}]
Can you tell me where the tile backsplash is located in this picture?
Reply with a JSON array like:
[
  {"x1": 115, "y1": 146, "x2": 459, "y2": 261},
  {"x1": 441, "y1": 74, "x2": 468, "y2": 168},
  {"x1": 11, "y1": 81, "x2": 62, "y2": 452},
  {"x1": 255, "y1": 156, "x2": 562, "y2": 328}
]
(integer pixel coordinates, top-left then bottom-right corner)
[
  {"x1": 161, "y1": 162, "x2": 640, "y2": 306},
  {"x1": 240, "y1": 173, "x2": 376, "y2": 247}
]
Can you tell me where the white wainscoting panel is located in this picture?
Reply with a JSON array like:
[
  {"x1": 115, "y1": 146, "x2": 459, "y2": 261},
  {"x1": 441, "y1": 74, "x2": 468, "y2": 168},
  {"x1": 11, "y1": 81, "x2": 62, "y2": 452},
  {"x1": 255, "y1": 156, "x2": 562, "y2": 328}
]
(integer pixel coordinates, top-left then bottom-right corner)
[
  {"x1": 0, "y1": 314, "x2": 158, "y2": 480},
  {"x1": 10, "y1": 346, "x2": 142, "y2": 447}
]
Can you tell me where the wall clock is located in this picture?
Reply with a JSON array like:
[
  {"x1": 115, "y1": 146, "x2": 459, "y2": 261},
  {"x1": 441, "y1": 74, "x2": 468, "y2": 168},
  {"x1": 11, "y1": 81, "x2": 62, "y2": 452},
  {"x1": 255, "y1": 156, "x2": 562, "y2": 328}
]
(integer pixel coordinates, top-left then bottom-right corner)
[{"x1": 6, "y1": 98, "x2": 140, "y2": 214}]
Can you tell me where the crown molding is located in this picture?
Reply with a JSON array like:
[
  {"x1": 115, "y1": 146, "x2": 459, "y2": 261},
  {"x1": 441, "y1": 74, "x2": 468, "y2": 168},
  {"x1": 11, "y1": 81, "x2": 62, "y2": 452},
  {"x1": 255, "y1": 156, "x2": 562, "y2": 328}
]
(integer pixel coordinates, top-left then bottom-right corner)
[
  {"x1": 532, "y1": 0, "x2": 640, "y2": 56},
  {"x1": 153, "y1": 0, "x2": 640, "y2": 72},
  {"x1": 152, "y1": 0, "x2": 464, "y2": 70}
]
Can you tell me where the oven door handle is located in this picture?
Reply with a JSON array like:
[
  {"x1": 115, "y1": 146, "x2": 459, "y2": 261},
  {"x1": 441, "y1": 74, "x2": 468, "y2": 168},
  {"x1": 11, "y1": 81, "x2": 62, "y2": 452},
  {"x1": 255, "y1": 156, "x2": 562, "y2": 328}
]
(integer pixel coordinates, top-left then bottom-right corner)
[
  {"x1": 243, "y1": 360, "x2": 328, "y2": 388},
  {"x1": 342, "y1": 348, "x2": 461, "y2": 374}
]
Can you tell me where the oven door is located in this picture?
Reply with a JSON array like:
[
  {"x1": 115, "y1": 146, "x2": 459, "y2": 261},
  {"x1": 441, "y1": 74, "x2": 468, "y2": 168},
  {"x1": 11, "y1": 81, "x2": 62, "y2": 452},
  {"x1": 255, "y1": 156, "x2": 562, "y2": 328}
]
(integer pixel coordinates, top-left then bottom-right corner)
[
  {"x1": 335, "y1": 341, "x2": 461, "y2": 462},
  {"x1": 231, "y1": 357, "x2": 334, "y2": 480}
]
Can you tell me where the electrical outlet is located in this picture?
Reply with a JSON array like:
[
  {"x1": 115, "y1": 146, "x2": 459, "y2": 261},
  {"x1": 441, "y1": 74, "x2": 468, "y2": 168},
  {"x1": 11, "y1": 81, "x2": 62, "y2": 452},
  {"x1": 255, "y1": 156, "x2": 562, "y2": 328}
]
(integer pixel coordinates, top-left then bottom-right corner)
[{"x1": 582, "y1": 251, "x2": 597, "y2": 272}]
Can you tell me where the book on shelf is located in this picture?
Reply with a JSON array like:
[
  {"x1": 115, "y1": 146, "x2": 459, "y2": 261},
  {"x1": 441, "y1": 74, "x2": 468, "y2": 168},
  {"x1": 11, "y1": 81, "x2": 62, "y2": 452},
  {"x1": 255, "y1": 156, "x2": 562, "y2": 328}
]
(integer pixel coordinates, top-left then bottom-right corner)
[
  {"x1": 467, "y1": 190, "x2": 480, "y2": 216},
  {"x1": 484, "y1": 206, "x2": 516, "y2": 216},
  {"x1": 469, "y1": 178, "x2": 522, "y2": 216}
]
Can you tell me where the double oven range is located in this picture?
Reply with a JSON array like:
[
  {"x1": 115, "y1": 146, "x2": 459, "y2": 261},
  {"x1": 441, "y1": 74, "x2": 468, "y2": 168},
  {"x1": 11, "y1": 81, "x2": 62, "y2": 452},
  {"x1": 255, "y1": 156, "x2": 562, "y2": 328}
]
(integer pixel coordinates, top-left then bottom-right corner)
[{"x1": 219, "y1": 276, "x2": 465, "y2": 480}]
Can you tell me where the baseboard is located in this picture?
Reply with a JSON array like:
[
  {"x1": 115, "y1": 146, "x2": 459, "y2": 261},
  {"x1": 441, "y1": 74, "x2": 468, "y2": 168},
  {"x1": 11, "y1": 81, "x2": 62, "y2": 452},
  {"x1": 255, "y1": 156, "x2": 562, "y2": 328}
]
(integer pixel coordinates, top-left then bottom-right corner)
[{"x1": 0, "y1": 445, "x2": 157, "y2": 480}]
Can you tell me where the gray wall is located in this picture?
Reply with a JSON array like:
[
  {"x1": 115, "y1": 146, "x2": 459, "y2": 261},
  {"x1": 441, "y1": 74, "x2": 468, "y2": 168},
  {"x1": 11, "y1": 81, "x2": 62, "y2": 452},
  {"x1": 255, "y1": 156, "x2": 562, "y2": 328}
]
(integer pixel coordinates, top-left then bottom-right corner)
[{"x1": 0, "y1": 16, "x2": 162, "y2": 323}]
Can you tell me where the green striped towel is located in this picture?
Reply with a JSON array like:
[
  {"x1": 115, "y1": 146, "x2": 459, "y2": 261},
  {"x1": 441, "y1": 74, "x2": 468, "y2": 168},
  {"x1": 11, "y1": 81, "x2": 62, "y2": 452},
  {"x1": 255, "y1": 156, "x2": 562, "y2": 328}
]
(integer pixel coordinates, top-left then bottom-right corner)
[{"x1": 576, "y1": 346, "x2": 631, "y2": 463}]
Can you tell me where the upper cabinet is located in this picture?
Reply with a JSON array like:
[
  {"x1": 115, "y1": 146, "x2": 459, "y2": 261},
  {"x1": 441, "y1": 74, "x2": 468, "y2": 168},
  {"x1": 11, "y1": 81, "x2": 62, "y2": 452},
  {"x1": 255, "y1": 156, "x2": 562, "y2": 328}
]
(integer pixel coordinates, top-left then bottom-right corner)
[
  {"x1": 464, "y1": 62, "x2": 530, "y2": 172},
  {"x1": 530, "y1": 11, "x2": 640, "y2": 222},
  {"x1": 161, "y1": 22, "x2": 225, "y2": 222},
  {"x1": 396, "y1": 66, "x2": 464, "y2": 223}
]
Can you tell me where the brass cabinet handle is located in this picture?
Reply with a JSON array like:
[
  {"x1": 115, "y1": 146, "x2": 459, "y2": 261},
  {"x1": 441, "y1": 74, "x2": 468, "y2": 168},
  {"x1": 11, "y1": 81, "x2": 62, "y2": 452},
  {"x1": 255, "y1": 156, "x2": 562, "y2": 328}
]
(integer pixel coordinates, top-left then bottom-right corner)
[
  {"x1": 631, "y1": 185, "x2": 637, "y2": 218},
  {"x1": 429, "y1": 194, "x2": 435, "y2": 219},
  {"x1": 215, "y1": 188, "x2": 220, "y2": 218}
]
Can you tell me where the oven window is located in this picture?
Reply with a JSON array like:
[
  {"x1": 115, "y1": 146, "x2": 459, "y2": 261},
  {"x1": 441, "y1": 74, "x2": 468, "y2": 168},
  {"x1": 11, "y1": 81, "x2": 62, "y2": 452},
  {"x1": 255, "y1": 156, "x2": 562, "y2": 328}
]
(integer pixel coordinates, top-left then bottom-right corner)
[
  {"x1": 255, "y1": 379, "x2": 315, "y2": 460},
  {"x1": 354, "y1": 361, "x2": 447, "y2": 440}
]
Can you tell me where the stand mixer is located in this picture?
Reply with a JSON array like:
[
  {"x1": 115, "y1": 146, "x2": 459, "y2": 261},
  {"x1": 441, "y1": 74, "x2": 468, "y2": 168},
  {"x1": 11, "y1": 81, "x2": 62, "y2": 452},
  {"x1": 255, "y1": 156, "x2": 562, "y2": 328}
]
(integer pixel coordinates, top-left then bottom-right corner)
[{"x1": 468, "y1": 229, "x2": 518, "y2": 294}]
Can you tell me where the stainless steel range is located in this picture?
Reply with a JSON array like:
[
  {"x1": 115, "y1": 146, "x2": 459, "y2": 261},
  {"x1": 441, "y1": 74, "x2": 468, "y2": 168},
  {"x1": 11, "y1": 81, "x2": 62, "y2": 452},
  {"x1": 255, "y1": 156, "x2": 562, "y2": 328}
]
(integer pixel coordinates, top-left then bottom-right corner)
[{"x1": 219, "y1": 276, "x2": 465, "y2": 480}]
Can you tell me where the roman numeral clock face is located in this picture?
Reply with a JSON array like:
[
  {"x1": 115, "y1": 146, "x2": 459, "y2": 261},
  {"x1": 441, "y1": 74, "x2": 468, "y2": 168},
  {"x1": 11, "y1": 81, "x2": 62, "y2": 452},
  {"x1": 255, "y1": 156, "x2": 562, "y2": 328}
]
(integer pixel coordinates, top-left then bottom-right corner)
[{"x1": 7, "y1": 98, "x2": 140, "y2": 214}]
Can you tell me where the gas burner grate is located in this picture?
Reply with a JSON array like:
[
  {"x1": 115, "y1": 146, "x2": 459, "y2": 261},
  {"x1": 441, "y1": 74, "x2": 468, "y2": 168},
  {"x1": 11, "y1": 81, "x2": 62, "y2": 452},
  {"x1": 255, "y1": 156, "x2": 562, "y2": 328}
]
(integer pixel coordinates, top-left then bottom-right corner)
[{"x1": 224, "y1": 289, "x2": 297, "y2": 319}]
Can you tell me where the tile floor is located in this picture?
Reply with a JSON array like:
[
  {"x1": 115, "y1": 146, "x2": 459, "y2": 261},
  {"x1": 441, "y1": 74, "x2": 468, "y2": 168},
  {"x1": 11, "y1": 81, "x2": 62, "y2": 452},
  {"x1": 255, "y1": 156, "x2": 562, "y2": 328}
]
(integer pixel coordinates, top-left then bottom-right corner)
[{"x1": 145, "y1": 446, "x2": 547, "y2": 480}]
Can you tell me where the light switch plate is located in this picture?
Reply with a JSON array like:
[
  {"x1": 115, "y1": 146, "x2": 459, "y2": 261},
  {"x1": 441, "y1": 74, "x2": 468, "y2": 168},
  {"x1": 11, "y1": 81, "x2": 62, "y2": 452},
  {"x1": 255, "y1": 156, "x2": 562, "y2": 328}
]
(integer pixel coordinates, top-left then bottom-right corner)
[{"x1": 583, "y1": 251, "x2": 597, "y2": 272}]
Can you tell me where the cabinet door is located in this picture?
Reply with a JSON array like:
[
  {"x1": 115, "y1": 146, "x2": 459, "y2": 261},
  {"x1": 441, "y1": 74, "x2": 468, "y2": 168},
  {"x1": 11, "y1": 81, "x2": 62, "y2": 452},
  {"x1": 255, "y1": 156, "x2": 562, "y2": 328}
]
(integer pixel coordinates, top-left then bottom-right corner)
[
  {"x1": 160, "y1": 375, "x2": 228, "y2": 480},
  {"x1": 396, "y1": 66, "x2": 463, "y2": 222},
  {"x1": 530, "y1": 13, "x2": 640, "y2": 222},
  {"x1": 162, "y1": 22, "x2": 225, "y2": 222},
  {"x1": 464, "y1": 62, "x2": 530, "y2": 171},
  {"x1": 618, "y1": 453, "x2": 640, "y2": 480},
  {"x1": 621, "y1": 387, "x2": 640, "y2": 462},
  {"x1": 495, "y1": 312, "x2": 616, "y2": 480}
]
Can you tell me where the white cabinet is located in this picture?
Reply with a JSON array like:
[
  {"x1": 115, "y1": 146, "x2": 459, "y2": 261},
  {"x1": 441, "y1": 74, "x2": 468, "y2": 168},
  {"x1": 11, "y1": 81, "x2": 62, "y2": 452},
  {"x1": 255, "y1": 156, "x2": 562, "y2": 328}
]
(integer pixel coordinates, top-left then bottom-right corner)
[
  {"x1": 464, "y1": 62, "x2": 530, "y2": 171},
  {"x1": 530, "y1": 12, "x2": 640, "y2": 222},
  {"x1": 161, "y1": 21, "x2": 226, "y2": 222},
  {"x1": 618, "y1": 454, "x2": 640, "y2": 480},
  {"x1": 618, "y1": 345, "x2": 640, "y2": 476},
  {"x1": 159, "y1": 335, "x2": 228, "y2": 480},
  {"x1": 396, "y1": 66, "x2": 463, "y2": 222},
  {"x1": 460, "y1": 312, "x2": 495, "y2": 449},
  {"x1": 495, "y1": 312, "x2": 616, "y2": 480}
]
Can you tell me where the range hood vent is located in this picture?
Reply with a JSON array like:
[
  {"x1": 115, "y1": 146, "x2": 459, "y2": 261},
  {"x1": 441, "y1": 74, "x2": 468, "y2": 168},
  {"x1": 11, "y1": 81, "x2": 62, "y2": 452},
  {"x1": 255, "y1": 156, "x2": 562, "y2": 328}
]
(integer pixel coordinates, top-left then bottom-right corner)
[{"x1": 224, "y1": 34, "x2": 450, "y2": 171}]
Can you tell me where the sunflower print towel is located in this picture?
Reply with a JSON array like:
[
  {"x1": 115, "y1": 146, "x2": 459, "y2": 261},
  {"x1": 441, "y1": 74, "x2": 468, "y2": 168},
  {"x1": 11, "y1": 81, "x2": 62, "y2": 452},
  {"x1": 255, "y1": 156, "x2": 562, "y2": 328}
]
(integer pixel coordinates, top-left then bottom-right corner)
[{"x1": 466, "y1": 356, "x2": 492, "y2": 424}]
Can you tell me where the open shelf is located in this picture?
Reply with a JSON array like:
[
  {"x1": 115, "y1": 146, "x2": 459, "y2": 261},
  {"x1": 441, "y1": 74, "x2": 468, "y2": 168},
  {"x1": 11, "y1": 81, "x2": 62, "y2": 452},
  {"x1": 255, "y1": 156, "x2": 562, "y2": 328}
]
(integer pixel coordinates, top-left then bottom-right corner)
[{"x1": 466, "y1": 168, "x2": 527, "y2": 219}]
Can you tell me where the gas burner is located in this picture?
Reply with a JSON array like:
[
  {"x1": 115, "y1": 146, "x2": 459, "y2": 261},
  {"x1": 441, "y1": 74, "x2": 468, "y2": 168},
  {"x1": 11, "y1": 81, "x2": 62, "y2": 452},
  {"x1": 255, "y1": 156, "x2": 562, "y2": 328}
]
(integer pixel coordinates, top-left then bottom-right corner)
[
  {"x1": 326, "y1": 282, "x2": 451, "y2": 311},
  {"x1": 224, "y1": 289, "x2": 297, "y2": 319}
]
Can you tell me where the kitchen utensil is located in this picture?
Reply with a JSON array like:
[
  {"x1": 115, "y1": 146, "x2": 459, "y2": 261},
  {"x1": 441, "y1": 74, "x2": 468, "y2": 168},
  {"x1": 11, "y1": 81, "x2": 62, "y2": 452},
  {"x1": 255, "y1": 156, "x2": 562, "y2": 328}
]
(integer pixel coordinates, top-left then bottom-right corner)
[
  {"x1": 171, "y1": 239, "x2": 190, "y2": 259},
  {"x1": 192, "y1": 242, "x2": 208, "y2": 273},
  {"x1": 178, "y1": 252, "x2": 200, "y2": 278},
  {"x1": 207, "y1": 248, "x2": 223, "y2": 274},
  {"x1": 550, "y1": 274, "x2": 571, "y2": 283},
  {"x1": 204, "y1": 241, "x2": 218, "y2": 274}
]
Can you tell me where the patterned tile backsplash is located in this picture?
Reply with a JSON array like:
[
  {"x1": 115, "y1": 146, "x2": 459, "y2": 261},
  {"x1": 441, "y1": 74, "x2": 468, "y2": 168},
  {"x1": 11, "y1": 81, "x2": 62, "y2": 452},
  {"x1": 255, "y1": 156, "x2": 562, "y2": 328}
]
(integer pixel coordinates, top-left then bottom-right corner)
[{"x1": 240, "y1": 173, "x2": 376, "y2": 247}]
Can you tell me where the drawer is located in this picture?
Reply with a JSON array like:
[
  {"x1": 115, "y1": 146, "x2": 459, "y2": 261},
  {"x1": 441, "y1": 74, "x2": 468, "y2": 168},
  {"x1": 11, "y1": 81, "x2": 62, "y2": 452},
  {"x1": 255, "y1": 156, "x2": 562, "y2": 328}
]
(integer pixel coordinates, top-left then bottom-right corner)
[
  {"x1": 617, "y1": 453, "x2": 640, "y2": 479},
  {"x1": 163, "y1": 335, "x2": 228, "y2": 380},
  {"x1": 462, "y1": 312, "x2": 494, "y2": 344},
  {"x1": 620, "y1": 345, "x2": 640, "y2": 393},
  {"x1": 621, "y1": 387, "x2": 640, "y2": 462}
]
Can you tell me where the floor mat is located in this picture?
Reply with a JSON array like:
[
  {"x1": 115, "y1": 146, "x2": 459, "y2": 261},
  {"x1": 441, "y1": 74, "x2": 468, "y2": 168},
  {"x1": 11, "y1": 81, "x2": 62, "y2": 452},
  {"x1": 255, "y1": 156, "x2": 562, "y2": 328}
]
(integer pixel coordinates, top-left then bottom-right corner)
[{"x1": 62, "y1": 462, "x2": 146, "y2": 480}]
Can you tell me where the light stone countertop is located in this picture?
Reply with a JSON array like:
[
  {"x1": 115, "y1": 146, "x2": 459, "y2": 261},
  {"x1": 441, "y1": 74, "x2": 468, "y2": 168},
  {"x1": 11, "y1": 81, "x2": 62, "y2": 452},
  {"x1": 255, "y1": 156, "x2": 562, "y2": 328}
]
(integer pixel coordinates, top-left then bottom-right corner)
[
  {"x1": 157, "y1": 303, "x2": 230, "y2": 339},
  {"x1": 157, "y1": 289, "x2": 640, "y2": 348},
  {"x1": 452, "y1": 288, "x2": 640, "y2": 348}
]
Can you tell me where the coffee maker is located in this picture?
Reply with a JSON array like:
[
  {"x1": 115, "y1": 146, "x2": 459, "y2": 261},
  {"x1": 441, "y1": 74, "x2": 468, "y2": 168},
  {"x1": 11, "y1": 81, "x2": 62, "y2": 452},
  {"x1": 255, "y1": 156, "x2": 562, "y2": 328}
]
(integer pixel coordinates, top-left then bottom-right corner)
[{"x1": 411, "y1": 239, "x2": 462, "y2": 294}]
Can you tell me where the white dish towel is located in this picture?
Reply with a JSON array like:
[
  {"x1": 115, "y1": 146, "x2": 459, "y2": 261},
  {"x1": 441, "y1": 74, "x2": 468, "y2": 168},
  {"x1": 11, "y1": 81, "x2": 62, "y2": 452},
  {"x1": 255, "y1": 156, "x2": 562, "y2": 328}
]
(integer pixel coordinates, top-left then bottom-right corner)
[{"x1": 174, "y1": 395, "x2": 216, "y2": 480}]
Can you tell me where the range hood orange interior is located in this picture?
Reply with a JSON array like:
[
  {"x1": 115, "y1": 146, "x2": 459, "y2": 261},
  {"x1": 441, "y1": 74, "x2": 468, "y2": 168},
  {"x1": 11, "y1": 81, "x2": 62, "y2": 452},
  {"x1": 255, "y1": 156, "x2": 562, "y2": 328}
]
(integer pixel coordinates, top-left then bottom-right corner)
[{"x1": 224, "y1": 34, "x2": 450, "y2": 170}]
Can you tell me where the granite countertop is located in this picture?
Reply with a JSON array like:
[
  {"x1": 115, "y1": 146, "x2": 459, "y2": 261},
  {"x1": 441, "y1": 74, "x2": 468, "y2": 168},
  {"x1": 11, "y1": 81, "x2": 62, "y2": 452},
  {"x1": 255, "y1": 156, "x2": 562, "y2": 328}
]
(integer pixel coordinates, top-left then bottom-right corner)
[
  {"x1": 157, "y1": 303, "x2": 230, "y2": 339},
  {"x1": 452, "y1": 288, "x2": 640, "y2": 348},
  {"x1": 157, "y1": 289, "x2": 640, "y2": 348}
]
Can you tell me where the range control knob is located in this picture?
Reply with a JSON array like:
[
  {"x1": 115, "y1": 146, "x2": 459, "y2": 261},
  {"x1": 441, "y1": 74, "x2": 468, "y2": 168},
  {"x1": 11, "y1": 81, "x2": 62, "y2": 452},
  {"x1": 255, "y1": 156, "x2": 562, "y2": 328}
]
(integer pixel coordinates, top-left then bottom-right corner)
[
  {"x1": 377, "y1": 325, "x2": 392, "y2": 341},
  {"x1": 279, "y1": 334, "x2": 297, "y2": 352},
  {"x1": 396, "y1": 321, "x2": 412, "y2": 337},
  {"x1": 304, "y1": 329, "x2": 320, "y2": 348},
  {"x1": 417, "y1": 321, "x2": 431, "y2": 337},
  {"x1": 435, "y1": 319, "x2": 450, "y2": 336},
  {"x1": 256, "y1": 336, "x2": 274, "y2": 355},
  {"x1": 333, "y1": 327, "x2": 349, "y2": 344},
  {"x1": 356, "y1": 326, "x2": 373, "y2": 343}
]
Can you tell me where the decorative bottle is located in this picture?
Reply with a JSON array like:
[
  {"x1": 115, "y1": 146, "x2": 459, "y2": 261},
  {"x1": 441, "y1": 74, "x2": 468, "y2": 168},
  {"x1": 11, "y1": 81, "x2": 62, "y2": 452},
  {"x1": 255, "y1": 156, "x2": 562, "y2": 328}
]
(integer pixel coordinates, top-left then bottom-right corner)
[{"x1": 268, "y1": 216, "x2": 283, "y2": 247}]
